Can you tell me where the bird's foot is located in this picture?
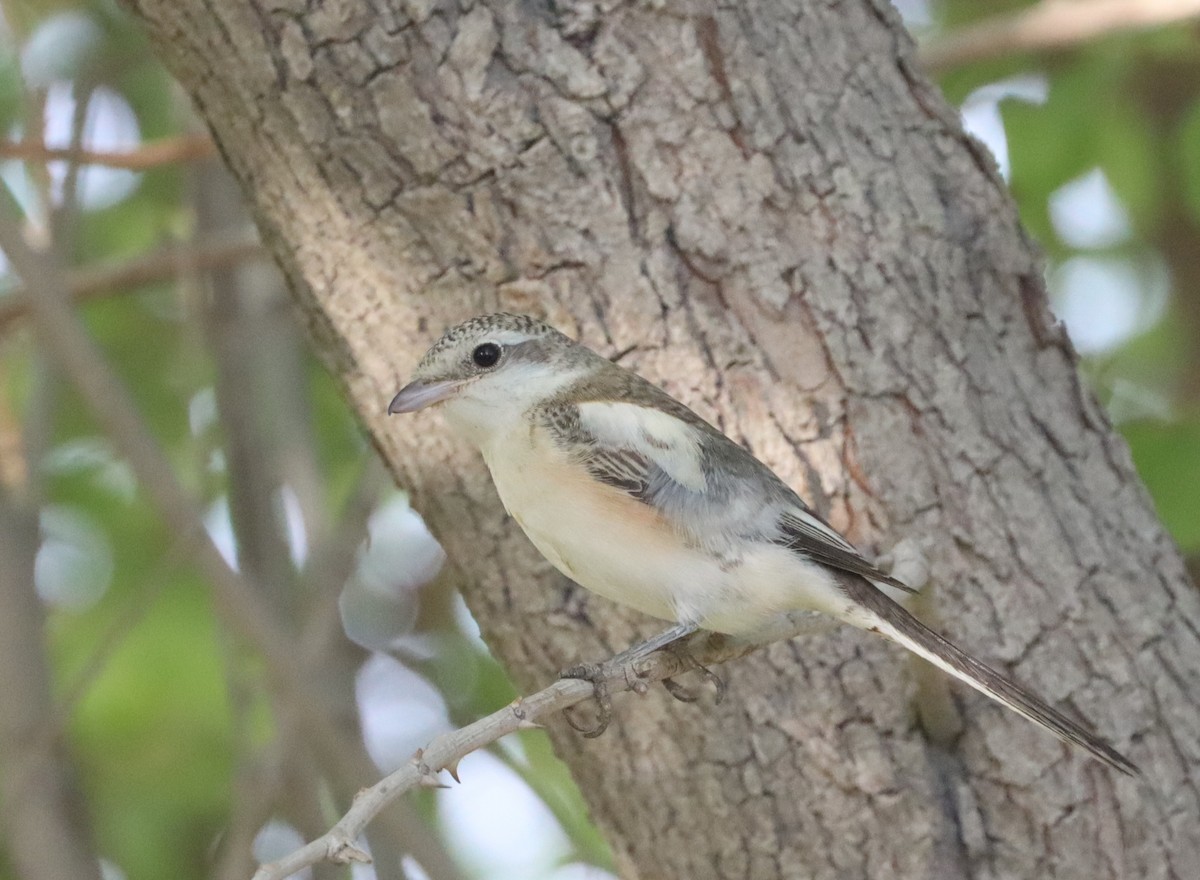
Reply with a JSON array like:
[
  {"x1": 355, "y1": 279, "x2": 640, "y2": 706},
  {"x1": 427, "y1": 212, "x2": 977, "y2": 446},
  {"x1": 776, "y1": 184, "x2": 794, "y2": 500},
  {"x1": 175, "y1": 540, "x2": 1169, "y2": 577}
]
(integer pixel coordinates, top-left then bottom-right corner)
[
  {"x1": 559, "y1": 663, "x2": 613, "y2": 738},
  {"x1": 660, "y1": 676, "x2": 699, "y2": 702},
  {"x1": 559, "y1": 623, "x2": 710, "y2": 736},
  {"x1": 661, "y1": 641, "x2": 726, "y2": 705}
]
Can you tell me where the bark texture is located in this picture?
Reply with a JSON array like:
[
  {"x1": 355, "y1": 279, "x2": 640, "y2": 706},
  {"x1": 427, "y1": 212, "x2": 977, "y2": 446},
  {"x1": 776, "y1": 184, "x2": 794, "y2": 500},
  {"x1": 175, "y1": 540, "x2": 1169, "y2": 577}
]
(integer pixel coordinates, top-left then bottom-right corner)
[{"x1": 126, "y1": 0, "x2": 1198, "y2": 876}]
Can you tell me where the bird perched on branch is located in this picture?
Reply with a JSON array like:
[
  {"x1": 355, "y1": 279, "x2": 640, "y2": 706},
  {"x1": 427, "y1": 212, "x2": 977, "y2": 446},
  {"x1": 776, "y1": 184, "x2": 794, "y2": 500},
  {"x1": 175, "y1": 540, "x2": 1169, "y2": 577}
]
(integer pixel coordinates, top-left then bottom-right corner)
[{"x1": 388, "y1": 313, "x2": 1137, "y2": 776}]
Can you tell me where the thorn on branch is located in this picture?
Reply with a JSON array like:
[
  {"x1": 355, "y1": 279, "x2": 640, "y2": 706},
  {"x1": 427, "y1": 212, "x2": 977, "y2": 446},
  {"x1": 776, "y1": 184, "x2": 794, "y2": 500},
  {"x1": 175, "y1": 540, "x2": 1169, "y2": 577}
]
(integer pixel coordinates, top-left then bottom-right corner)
[{"x1": 328, "y1": 839, "x2": 372, "y2": 865}]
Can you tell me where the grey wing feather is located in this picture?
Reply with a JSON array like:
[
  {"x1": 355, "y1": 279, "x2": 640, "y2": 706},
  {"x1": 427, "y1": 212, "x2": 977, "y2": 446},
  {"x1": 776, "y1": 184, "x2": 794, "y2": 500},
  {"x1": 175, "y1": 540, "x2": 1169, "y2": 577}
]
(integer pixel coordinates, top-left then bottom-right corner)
[
  {"x1": 778, "y1": 510, "x2": 917, "y2": 594},
  {"x1": 585, "y1": 446, "x2": 652, "y2": 497}
]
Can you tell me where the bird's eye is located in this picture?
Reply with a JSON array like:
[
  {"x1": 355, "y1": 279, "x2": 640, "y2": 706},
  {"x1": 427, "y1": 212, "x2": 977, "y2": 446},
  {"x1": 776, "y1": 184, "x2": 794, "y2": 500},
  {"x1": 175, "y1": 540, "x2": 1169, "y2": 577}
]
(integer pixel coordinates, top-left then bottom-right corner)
[{"x1": 472, "y1": 342, "x2": 502, "y2": 369}]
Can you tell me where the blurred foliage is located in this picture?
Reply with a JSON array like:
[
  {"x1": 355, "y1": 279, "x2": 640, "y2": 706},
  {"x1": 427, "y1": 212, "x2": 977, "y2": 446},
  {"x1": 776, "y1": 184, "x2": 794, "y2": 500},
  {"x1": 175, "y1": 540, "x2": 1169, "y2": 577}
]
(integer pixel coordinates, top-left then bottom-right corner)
[{"x1": 0, "y1": 1, "x2": 1197, "y2": 879}]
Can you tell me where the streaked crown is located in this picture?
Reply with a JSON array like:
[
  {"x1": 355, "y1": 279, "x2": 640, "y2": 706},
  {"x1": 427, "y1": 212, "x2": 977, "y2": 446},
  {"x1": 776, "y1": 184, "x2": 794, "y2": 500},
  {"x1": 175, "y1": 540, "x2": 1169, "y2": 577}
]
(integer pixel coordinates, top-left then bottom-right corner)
[{"x1": 410, "y1": 313, "x2": 580, "y2": 385}]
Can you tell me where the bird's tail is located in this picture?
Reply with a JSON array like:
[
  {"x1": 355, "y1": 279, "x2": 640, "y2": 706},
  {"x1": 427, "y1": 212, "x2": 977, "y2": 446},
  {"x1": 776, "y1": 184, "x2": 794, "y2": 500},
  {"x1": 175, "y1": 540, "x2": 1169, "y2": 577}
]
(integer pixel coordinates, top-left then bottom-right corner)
[{"x1": 838, "y1": 575, "x2": 1139, "y2": 776}]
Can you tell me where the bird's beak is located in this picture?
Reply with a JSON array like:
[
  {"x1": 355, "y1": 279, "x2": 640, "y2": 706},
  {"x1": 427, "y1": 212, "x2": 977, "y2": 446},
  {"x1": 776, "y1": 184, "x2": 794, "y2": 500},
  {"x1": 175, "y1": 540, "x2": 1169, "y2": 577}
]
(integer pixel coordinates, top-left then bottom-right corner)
[{"x1": 387, "y1": 379, "x2": 462, "y2": 414}]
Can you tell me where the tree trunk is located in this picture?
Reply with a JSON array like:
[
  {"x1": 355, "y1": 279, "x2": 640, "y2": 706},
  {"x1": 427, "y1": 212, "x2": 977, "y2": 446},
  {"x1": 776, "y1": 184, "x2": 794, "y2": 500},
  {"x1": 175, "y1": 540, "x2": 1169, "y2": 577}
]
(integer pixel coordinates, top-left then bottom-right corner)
[{"x1": 126, "y1": 0, "x2": 1198, "y2": 876}]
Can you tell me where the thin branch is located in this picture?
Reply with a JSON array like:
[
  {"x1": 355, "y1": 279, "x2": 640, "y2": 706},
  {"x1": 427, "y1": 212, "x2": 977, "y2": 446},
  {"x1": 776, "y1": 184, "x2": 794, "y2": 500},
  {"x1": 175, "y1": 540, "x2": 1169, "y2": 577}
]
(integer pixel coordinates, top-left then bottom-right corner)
[
  {"x1": 0, "y1": 235, "x2": 267, "y2": 332},
  {"x1": 919, "y1": 0, "x2": 1200, "y2": 72},
  {"x1": 297, "y1": 462, "x2": 385, "y2": 664},
  {"x1": 0, "y1": 134, "x2": 217, "y2": 170},
  {"x1": 0, "y1": 501, "x2": 105, "y2": 880},
  {"x1": 51, "y1": 79, "x2": 92, "y2": 256},
  {"x1": 215, "y1": 699, "x2": 308, "y2": 880},
  {"x1": 251, "y1": 632, "x2": 755, "y2": 880}
]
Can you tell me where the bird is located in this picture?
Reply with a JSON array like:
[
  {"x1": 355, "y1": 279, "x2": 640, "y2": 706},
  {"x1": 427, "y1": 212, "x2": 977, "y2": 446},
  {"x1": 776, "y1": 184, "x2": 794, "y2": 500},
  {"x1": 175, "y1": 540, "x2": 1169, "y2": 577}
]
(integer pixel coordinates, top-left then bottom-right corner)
[{"x1": 388, "y1": 312, "x2": 1137, "y2": 775}]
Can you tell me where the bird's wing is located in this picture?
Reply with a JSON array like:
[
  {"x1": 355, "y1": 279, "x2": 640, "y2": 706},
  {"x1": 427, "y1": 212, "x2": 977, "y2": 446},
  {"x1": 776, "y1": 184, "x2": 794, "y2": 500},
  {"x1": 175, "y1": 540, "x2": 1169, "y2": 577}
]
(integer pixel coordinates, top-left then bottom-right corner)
[
  {"x1": 777, "y1": 509, "x2": 916, "y2": 594},
  {"x1": 538, "y1": 398, "x2": 913, "y2": 592}
]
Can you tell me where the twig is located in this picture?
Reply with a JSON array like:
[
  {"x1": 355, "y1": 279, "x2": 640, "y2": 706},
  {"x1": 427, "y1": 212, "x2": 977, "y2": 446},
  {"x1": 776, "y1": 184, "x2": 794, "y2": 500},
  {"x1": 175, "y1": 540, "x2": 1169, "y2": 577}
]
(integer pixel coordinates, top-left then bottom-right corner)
[
  {"x1": 920, "y1": 0, "x2": 1200, "y2": 71},
  {"x1": 0, "y1": 235, "x2": 267, "y2": 332},
  {"x1": 251, "y1": 632, "x2": 754, "y2": 880},
  {"x1": 0, "y1": 134, "x2": 217, "y2": 170}
]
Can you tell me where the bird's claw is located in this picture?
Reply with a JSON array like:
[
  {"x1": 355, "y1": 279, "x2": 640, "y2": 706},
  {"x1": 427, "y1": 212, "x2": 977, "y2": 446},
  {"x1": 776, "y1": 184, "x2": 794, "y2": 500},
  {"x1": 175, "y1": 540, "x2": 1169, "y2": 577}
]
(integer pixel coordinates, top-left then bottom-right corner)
[
  {"x1": 702, "y1": 663, "x2": 727, "y2": 704},
  {"x1": 661, "y1": 676, "x2": 699, "y2": 702},
  {"x1": 663, "y1": 644, "x2": 726, "y2": 705},
  {"x1": 560, "y1": 663, "x2": 613, "y2": 738}
]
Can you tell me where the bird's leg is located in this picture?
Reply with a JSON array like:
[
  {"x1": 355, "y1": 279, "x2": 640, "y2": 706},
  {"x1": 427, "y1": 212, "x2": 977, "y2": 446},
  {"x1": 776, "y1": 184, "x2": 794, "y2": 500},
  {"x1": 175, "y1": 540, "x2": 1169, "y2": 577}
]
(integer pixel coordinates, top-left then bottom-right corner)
[
  {"x1": 611, "y1": 621, "x2": 700, "y2": 665},
  {"x1": 613, "y1": 622, "x2": 725, "y2": 705},
  {"x1": 561, "y1": 623, "x2": 700, "y2": 737}
]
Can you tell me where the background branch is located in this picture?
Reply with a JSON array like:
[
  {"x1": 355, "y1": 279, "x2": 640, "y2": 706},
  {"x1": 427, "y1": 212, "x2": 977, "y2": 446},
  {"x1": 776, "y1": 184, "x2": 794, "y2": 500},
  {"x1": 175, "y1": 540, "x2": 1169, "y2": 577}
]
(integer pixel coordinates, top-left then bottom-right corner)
[
  {"x1": 920, "y1": 0, "x2": 1200, "y2": 71},
  {"x1": 1, "y1": 166, "x2": 465, "y2": 880},
  {"x1": 0, "y1": 206, "x2": 300, "y2": 670},
  {"x1": 0, "y1": 499, "x2": 104, "y2": 880},
  {"x1": 0, "y1": 235, "x2": 267, "y2": 333},
  {"x1": 0, "y1": 134, "x2": 216, "y2": 170}
]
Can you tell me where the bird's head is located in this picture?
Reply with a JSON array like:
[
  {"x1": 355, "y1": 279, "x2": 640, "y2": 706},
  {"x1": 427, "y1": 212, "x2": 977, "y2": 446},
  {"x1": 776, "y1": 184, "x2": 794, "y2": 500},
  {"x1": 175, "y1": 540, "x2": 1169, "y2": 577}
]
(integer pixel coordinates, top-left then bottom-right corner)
[{"x1": 388, "y1": 313, "x2": 595, "y2": 443}]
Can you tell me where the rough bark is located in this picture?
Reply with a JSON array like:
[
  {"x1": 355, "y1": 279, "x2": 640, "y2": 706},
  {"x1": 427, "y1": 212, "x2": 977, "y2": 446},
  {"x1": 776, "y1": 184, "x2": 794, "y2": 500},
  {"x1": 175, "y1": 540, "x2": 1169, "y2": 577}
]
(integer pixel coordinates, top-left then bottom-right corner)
[{"x1": 125, "y1": 0, "x2": 1198, "y2": 877}]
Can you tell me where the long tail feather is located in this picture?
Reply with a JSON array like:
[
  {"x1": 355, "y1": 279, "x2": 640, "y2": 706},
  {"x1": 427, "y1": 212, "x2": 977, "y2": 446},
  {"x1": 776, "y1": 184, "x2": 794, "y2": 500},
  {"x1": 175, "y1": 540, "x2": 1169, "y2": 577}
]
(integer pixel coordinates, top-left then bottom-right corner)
[{"x1": 839, "y1": 575, "x2": 1139, "y2": 776}]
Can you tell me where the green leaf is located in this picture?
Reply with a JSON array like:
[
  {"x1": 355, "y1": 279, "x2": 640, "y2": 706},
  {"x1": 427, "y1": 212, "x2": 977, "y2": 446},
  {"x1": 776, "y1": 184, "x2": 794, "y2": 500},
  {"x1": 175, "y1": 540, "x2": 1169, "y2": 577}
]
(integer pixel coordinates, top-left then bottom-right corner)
[
  {"x1": 1176, "y1": 98, "x2": 1200, "y2": 227},
  {"x1": 1123, "y1": 415, "x2": 1200, "y2": 552}
]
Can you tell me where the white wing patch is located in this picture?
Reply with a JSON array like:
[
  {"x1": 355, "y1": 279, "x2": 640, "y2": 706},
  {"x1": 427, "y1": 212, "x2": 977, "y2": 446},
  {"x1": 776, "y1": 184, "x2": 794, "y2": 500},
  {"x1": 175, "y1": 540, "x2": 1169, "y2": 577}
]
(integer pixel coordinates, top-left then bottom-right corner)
[{"x1": 576, "y1": 401, "x2": 708, "y2": 493}]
